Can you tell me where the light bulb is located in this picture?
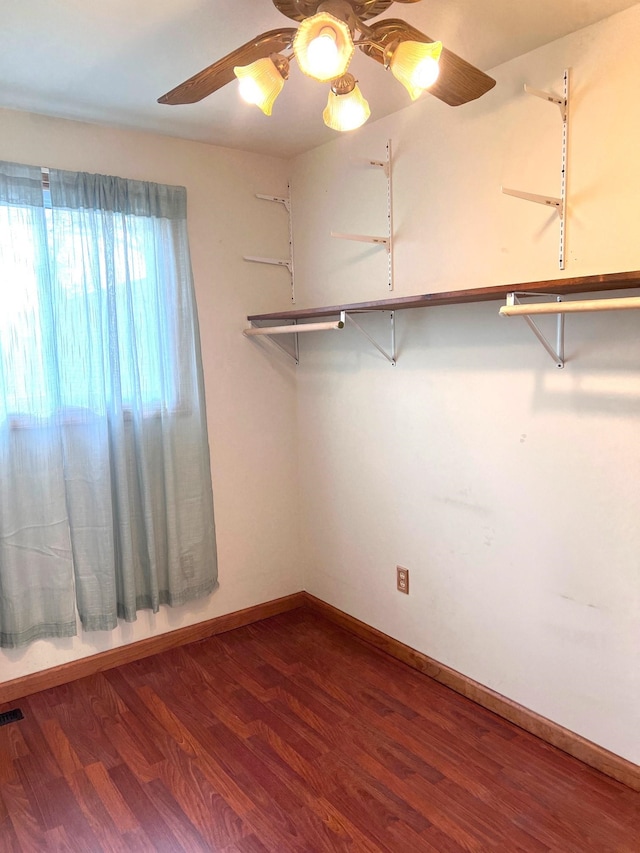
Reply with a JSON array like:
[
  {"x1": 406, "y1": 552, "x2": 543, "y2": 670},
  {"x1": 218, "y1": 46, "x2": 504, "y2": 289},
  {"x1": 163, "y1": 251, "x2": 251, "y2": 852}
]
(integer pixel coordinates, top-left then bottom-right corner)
[
  {"x1": 411, "y1": 56, "x2": 440, "y2": 89},
  {"x1": 238, "y1": 77, "x2": 263, "y2": 106},
  {"x1": 306, "y1": 30, "x2": 340, "y2": 78}
]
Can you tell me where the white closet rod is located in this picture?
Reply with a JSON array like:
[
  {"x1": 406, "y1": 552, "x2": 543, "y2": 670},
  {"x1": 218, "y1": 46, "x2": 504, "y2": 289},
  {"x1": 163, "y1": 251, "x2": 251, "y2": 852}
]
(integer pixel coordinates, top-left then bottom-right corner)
[
  {"x1": 500, "y1": 296, "x2": 640, "y2": 317},
  {"x1": 244, "y1": 319, "x2": 344, "y2": 336}
]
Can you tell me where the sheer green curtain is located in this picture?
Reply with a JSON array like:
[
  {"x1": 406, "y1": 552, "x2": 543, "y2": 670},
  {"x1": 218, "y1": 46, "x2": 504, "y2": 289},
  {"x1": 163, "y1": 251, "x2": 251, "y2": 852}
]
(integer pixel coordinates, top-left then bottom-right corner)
[
  {"x1": 0, "y1": 162, "x2": 77, "y2": 646},
  {"x1": 0, "y1": 161, "x2": 217, "y2": 647}
]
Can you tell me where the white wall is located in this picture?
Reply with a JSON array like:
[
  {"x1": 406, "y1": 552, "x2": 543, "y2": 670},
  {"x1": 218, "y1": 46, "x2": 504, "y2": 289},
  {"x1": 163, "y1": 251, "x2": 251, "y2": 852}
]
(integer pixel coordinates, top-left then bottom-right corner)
[
  {"x1": 0, "y1": 110, "x2": 300, "y2": 680},
  {"x1": 291, "y1": 6, "x2": 640, "y2": 762}
]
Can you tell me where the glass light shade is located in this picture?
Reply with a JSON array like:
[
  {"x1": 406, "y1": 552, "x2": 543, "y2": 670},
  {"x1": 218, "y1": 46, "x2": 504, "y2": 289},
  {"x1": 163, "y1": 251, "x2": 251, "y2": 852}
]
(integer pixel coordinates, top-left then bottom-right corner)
[
  {"x1": 390, "y1": 40, "x2": 443, "y2": 101},
  {"x1": 293, "y1": 12, "x2": 354, "y2": 82},
  {"x1": 323, "y1": 83, "x2": 370, "y2": 132},
  {"x1": 234, "y1": 57, "x2": 287, "y2": 116}
]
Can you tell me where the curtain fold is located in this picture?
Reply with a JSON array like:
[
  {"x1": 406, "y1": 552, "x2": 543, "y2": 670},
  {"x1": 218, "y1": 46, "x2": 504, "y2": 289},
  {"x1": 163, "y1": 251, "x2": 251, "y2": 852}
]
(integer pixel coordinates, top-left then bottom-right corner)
[
  {"x1": 0, "y1": 162, "x2": 217, "y2": 647},
  {"x1": 0, "y1": 162, "x2": 77, "y2": 647}
]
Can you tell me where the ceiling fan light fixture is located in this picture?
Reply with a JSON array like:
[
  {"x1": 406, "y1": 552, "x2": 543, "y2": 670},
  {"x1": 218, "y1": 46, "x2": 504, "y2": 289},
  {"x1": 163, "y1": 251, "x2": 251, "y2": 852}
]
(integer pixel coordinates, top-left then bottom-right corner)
[
  {"x1": 234, "y1": 54, "x2": 289, "y2": 115},
  {"x1": 389, "y1": 40, "x2": 443, "y2": 101},
  {"x1": 293, "y1": 12, "x2": 354, "y2": 82},
  {"x1": 322, "y1": 73, "x2": 370, "y2": 132}
]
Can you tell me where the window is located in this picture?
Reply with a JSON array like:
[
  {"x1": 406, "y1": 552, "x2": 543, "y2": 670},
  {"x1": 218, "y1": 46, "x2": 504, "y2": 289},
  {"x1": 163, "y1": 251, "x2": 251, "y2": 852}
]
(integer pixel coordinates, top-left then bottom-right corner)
[
  {"x1": 1, "y1": 170, "x2": 184, "y2": 425},
  {"x1": 0, "y1": 161, "x2": 217, "y2": 648}
]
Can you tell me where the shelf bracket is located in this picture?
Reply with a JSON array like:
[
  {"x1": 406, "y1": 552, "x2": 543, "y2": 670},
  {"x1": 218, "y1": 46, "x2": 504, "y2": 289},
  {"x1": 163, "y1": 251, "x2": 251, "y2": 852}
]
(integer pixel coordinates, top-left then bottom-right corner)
[
  {"x1": 332, "y1": 140, "x2": 394, "y2": 291},
  {"x1": 351, "y1": 155, "x2": 390, "y2": 179},
  {"x1": 244, "y1": 183, "x2": 295, "y2": 302},
  {"x1": 345, "y1": 310, "x2": 396, "y2": 366},
  {"x1": 256, "y1": 193, "x2": 290, "y2": 213},
  {"x1": 524, "y1": 84, "x2": 567, "y2": 121},
  {"x1": 243, "y1": 255, "x2": 292, "y2": 271},
  {"x1": 500, "y1": 188, "x2": 563, "y2": 218},
  {"x1": 330, "y1": 232, "x2": 390, "y2": 249},
  {"x1": 502, "y1": 292, "x2": 565, "y2": 368},
  {"x1": 502, "y1": 69, "x2": 569, "y2": 269}
]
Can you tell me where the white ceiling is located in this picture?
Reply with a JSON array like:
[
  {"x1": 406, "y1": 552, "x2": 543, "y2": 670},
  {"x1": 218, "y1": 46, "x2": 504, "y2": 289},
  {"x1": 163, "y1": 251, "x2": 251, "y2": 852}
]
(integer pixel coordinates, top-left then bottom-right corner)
[{"x1": 0, "y1": 0, "x2": 636, "y2": 158}]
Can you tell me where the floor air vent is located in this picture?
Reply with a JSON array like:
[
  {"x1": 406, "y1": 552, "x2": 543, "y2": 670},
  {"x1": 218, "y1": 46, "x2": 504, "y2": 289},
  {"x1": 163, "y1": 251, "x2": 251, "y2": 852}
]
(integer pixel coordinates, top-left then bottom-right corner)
[{"x1": 0, "y1": 708, "x2": 24, "y2": 727}]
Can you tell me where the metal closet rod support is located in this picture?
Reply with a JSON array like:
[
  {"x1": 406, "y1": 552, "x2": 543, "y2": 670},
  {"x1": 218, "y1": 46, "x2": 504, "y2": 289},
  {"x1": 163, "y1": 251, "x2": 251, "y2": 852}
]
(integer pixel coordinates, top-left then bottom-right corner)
[
  {"x1": 501, "y1": 293, "x2": 565, "y2": 368},
  {"x1": 244, "y1": 309, "x2": 396, "y2": 365}
]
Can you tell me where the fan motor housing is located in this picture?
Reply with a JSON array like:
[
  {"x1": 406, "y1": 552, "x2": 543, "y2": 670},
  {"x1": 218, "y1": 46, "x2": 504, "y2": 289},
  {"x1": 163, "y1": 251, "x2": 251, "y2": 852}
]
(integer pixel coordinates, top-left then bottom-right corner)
[{"x1": 272, "y1": 0, "x2": 398, "y2": 23}]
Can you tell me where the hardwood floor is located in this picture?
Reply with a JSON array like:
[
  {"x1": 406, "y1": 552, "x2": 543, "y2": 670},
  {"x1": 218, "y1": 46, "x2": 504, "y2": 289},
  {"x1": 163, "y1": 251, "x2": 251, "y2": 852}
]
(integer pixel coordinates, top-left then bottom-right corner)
[{"x1": 1, "y1": 608, "x2": 638, "y2": 852}]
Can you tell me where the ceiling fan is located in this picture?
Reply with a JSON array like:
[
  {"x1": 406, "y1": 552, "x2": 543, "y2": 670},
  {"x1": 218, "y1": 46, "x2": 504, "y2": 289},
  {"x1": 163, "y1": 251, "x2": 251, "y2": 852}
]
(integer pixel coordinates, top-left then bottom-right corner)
[{"x1": 159, "y1": 0, "x2": 496, "y2": 132}]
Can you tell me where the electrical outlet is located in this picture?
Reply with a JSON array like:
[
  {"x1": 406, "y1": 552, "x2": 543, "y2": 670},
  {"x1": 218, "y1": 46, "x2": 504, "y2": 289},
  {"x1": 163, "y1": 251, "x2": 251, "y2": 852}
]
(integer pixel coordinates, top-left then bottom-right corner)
[{"x1": 396, "y1": 566, "x2": 409, "y2": 594}]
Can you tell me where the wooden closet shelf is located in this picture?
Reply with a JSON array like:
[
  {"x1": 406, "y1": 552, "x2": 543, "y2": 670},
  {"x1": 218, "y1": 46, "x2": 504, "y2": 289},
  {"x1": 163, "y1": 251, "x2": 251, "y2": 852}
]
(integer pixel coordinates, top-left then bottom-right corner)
[{"x1": 247, "y1": 270, "x2": 640, "y2": 322}]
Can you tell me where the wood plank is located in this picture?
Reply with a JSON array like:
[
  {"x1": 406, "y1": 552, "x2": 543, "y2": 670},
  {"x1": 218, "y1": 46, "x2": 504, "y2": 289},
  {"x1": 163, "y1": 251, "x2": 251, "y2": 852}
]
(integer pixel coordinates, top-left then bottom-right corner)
[
  {"x1": 0, "y1": 777, "x2": 47, "y2": 851},
  {"x1": 0, "y1": 818, "x2": 22, "y2": 853},
  {"x1": 107, "y1": 762, "x2": 196, "y2": 851},
  {"x1": 1, "y1": 608, "x2": 638, "y2": 851},
  {"x1": 247, "y1": 269, "x2": 640, "y2": 321},
  {"x1": 2, "y1": 588, "x2": 637, "y2": 795},
  {"x1": 0, "y1": 592, "x2": 306, "y2": 705},
  {"x1": 83, "y1": 762, "x2": 139, "y2": 834},
  {"x1": 302, "y1": 593, "x2": 640, "y2": 792}
]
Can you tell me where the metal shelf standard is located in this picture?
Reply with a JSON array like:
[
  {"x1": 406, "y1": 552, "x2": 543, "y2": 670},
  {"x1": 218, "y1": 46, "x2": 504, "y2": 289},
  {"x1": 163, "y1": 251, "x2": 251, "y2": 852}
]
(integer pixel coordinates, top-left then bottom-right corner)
[
  {"x1": 243, "y1": 184, "x2": 295, "y2": 302},
  {"x1": 331, "y1": 140, "x2": 394, "y2": 291},
  {"x1": 502, "y1": 70, "x2": 570, "y2": 270}
]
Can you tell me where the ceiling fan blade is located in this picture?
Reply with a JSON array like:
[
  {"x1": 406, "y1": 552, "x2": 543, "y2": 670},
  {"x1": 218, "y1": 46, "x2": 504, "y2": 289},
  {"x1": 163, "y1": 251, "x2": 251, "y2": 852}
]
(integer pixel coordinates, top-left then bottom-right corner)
[
  {"x1": 359, "y1": 19, "x2": 496, "y2": 106},
  {"x1": 158, "y1": 29, "x2": 297, "y2": 105}
]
